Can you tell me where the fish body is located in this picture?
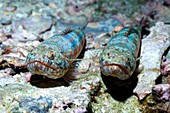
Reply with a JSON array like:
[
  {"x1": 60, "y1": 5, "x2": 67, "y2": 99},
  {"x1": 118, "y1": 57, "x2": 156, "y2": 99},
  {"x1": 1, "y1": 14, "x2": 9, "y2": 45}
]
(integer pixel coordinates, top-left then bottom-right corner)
[
  {"x1": 26, "y1": 28, "x2": 85, "y2": 79},
  {"x1": 99, "y1": 25, "x2": 141, "y2": 80}
]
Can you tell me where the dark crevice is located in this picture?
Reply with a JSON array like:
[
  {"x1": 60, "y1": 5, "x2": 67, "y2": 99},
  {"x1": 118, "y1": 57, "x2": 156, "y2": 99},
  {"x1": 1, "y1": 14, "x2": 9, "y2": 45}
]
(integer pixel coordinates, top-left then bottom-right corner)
[
  {"x1": 163, "y1": 1, "x2": 170, "y2": 7},
  {"x1": 10, "y1": 65, "x2": 29, "y2": 75},
  {"x1": 141, "y1": 17, "x2": 150, "y2": 37},
  {"x1": 155, "y1": 75, "x2": 162, "y2": 84},
  {"x1": 150, "y1": 11, "x2": 157, "y2": 19},
  {"x1": 0, "y1": 60, "x2": 29, "y2": 75},
  {"x1": 161, "y1": 45, "x2": 170, "y2": 59},
  {"x1": 38, "y1": 37, "x2": 44, "y2": 42}
]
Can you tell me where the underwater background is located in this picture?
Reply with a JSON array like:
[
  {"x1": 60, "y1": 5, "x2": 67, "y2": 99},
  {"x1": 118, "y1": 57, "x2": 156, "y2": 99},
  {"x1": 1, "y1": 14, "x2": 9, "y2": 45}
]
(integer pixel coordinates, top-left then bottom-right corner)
[{"x1": 0, "y1": 0, "x2": 170, "y2": 112}]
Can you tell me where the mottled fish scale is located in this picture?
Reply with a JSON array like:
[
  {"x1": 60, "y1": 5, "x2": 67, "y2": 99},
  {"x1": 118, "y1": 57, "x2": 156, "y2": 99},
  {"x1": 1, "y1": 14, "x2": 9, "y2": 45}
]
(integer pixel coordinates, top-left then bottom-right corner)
[
  {"x1": 100, "y1": 26, "x2": 141, "y2": 80},
  {"x1": 26, "y1": 28, "x2": 85, "y2": 79}
]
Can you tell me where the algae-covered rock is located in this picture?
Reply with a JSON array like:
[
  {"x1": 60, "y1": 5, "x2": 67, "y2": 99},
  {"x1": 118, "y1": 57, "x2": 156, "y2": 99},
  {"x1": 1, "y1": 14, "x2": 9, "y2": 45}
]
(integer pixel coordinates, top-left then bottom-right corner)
[
  {"x1": 133, "y1": 22, "x2": 170, "y2": 100},
  {"x1": 0, "y1": 71, "x2": 101, "y2": 112},
  {"x1": 142, "y1": 89, "x2": 170, "y2": 113},
  {"x1": 91, "y1": 93, "x2": 142, "y2": 113},
  {"x1": 152, "y1": 84, "x2": 170, "y2": 101}
]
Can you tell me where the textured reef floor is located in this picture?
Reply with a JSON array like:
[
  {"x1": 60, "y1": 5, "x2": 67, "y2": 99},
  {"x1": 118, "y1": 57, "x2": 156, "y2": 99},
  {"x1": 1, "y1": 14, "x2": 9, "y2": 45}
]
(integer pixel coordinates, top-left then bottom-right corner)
[{"x1": 0, "y1": 0, "x2": 170, "y2": 113}]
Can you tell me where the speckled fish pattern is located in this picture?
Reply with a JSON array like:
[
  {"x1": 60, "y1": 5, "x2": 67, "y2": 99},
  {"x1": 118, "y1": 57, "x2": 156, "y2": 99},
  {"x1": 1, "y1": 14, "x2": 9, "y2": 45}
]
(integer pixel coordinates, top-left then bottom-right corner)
[
  {"x1": 99, "y1": 25, "x2": 141, "y2": 80},
  {"x1": 26, "y1": 28, "x2": 85, "y2": 79}
]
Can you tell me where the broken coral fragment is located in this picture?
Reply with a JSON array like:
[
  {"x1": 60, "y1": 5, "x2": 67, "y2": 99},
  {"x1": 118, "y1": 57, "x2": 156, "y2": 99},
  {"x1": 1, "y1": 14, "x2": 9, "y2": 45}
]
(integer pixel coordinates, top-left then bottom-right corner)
[{"x1": 133, "y1": 22, "x2": 170, "y2": 100}]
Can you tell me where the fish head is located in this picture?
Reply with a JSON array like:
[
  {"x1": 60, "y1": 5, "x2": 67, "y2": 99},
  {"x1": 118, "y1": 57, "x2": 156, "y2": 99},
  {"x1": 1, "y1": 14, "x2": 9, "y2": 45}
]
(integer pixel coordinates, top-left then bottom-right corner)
[
  {"x1": 26, "y1": 45, "x2": 70, "y2": 79},
  {"x1": 99, "y1": 48, "x2": 136, "y2": 80}
]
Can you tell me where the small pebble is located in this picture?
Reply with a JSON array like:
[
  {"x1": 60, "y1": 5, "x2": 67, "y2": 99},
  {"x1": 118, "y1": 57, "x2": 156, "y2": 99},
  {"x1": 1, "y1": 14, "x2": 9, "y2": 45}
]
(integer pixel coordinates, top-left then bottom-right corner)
[
  {"x1": 0, "y1": 19, "x2": 11, "y2": 25},
  {"x1": 49, "y1": 2, "x2": 58, "y2": 9},
  {"x1": 5, "y1": 6, "x2": 17, "y2": 12},
  {"x1": 12, "y1": 16, "x2": 52, "y2": 34}
]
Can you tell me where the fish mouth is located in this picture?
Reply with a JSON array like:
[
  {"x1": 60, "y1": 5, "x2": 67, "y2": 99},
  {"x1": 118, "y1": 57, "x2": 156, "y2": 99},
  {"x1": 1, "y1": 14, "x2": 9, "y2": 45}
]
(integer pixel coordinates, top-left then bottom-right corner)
[
  {"x1": 103, "y1": 63, "x2": 130, "y2": 75},
  {"x1": 26, "y1": 60, "x2": 68, "y2": 79},
  {"x1": 26, "y1": 60, "x2": 59, "y2": 71}
]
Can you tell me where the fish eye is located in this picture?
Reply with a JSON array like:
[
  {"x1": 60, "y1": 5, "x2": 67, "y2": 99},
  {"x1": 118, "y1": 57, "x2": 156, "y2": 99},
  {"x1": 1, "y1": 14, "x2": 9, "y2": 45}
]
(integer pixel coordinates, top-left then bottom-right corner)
[{"x1": 47, "y1": 52, "x2": 55, "y2": 60}]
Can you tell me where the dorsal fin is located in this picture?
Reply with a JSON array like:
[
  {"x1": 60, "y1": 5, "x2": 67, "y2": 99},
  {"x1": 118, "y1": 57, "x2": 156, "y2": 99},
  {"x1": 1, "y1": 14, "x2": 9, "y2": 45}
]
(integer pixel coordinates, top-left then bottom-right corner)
[
  {"x1": 78, "y1": 15, "x2": 88, "y2": 30},
  {"x1": 79, "y1": 20, "x2": 88, "y2": 30},
  {"x1": 60, "y1": 28, "x2": 74, "y2": 36},
  {"x1": 124, "y1": 17, "x2": 144, "y2": 37},
  {"x1": 60, "y1": 20, "x2": 88, "y2": 36},
  {"x1": 78, "y1": 21, "x2": 89, "y2": 30}
]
